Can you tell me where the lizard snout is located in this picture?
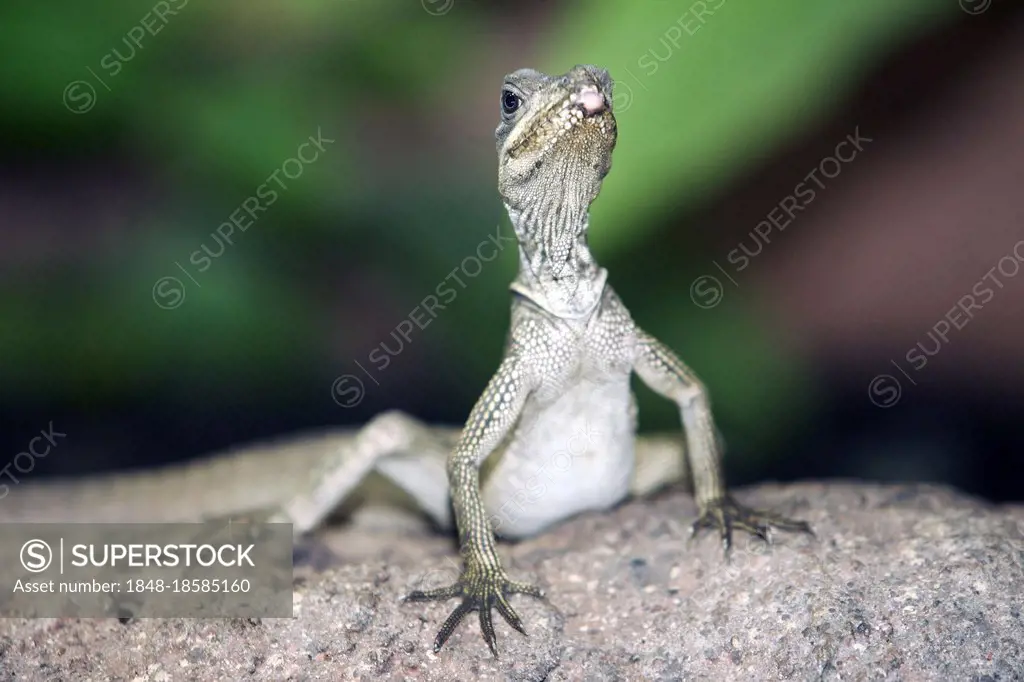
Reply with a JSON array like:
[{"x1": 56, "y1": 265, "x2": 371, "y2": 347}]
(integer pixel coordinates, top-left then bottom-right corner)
[{"x1": 576, "y1": 86, "x2": 607, "y2": 116}]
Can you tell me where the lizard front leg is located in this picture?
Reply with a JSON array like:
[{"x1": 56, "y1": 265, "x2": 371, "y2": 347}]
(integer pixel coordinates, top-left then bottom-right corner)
[
  {"x1": 632, "y1": 329, "x2": 812, "y2": 551},
  {"x1": 404, "y1": 352, "x2": 544, "y2": 657}
]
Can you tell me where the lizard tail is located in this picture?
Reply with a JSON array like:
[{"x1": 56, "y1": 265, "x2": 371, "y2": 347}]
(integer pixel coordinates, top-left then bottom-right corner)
[{"x1": 0, "y1": 429, "x2": 360, "y2": 524}]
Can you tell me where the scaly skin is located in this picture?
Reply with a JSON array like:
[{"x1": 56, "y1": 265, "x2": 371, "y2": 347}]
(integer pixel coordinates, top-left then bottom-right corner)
[
  {"x1": 404, "y1": 65, "x2": 812, "y2": 657},
  {"x1": 0, "y1": 65, "x2": 812, "y2": 659}
]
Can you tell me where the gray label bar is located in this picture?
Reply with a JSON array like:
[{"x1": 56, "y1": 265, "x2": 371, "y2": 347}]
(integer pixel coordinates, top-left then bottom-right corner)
[{"x1": 0, "y1": 523, "x2": 293, "y2": 617}]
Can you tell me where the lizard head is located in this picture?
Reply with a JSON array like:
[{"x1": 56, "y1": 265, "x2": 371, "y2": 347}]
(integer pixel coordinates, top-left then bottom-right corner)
[{"x1": 495, "y1": 65, "x2": 617, "y2": 214}]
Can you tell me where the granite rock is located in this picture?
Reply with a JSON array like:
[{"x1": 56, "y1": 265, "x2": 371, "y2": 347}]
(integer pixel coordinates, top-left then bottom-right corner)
[{"x1": 1, "y1": 483, "x2": 1022, "y2": 680}]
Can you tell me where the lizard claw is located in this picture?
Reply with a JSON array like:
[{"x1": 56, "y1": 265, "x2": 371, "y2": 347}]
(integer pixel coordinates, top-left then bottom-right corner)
[
  {"x1": 405, "y1": 568, "x2": 544, "y2": 657},
  {"x1": 691, "y1": 495, "x2": 813, "y2": 554}
]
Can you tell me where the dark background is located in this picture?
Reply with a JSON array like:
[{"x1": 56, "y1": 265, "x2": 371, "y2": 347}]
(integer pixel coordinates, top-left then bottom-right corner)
[{"x1": 1, "y1": 1, "x2": 1020, "y2": 503}]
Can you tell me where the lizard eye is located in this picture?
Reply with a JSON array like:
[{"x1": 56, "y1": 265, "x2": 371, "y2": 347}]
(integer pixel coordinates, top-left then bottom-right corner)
[{"x1": 501, "y1": 89, "x2": 521, "y2": 116}]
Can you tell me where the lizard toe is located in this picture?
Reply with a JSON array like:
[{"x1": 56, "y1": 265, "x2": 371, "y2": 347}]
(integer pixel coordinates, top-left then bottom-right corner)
[{"x1": 693, "y1": 496, "x2": 812, "y2": 557}]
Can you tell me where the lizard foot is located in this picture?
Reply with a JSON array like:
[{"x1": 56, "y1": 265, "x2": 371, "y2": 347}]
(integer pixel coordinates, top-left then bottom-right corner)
[
  {"x1": 404, "y1": 565, "x2": 544, "y2": 657},
  {"x1": 691, "y1": 495, "x2": 813, "y2": 553}
]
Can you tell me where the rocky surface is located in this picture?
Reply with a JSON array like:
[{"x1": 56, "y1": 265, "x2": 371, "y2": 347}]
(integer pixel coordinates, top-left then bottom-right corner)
[{"x1": 1, "y1": 483, "x2": 1022, "y2": 680}]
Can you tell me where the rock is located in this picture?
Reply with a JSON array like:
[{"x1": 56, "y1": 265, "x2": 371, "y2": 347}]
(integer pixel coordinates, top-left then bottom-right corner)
[{"x1": 1, "y1": 483, "x2": 1021, "y2": 680}]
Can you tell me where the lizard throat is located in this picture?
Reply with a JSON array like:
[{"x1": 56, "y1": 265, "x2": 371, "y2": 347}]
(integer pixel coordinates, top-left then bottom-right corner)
[{"x1": 505, "y1": 202, "x2": 607, "y2": 319}]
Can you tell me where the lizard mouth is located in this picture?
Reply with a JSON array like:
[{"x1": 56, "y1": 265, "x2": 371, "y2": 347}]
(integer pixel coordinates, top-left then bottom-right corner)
[{"x1": 507, "y1": 83, "x2": 615, "y2": 160}]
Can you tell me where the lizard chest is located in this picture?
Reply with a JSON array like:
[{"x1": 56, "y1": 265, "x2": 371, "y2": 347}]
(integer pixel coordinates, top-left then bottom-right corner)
[
  {"x1": 482, "y1": 293, "x2": 639, "y2": 538},
  {"x1": 532, "y1": 289, "x2": 638, "y2": 395},
  {"x1": 482, "y1": 375, "x2": 637, "y2": 538}
]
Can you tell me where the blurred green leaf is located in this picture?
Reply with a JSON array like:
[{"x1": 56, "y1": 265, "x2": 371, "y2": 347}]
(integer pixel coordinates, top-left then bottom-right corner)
[{"x1": 543, "y1": 0, "x2": 956, "y2": 250}]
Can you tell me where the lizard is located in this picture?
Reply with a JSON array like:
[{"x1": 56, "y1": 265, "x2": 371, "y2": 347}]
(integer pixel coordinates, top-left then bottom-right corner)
[{"x1": 0, "y1": 65, "x2": 812, "y2": 657}]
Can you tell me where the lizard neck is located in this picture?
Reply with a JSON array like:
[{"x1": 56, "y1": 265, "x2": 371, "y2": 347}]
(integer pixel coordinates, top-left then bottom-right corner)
[{"x1": 505, "y1": 201, "x2": 607, "y2": 319}]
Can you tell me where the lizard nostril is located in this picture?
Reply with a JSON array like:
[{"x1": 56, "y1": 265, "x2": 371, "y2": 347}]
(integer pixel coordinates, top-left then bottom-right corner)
[{"x1": 578, "y1": 87, "x2": 606, "y2": 116}]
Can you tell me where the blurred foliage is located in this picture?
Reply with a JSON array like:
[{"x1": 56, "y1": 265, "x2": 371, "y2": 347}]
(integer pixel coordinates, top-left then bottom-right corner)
[
  {"x1": 0, "y1": 1, "x2": 958, "y2": 455},
  {"x1": 547, "y1": 0, "x2": 953, "y2": 249}
]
